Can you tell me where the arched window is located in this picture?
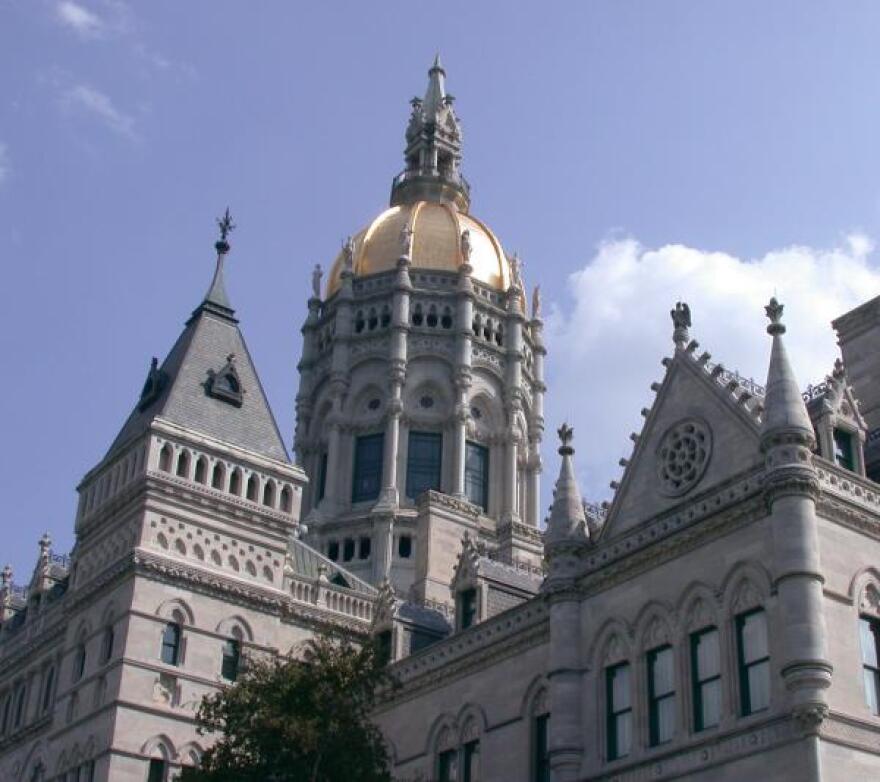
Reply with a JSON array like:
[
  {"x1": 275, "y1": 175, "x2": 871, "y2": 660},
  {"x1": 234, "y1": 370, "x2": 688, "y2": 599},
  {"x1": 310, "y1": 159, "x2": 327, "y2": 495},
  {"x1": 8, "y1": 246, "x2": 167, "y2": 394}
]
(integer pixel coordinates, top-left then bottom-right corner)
[
  {"x1": 175, "y1": 450, "x2": 190, "y2": 478},
  {"x1": 194, "y1": 457, "x2": 207, "y2": 484},
  {"x1": 262, "y1": 481, "x2": 275, "y2": 507},
  {"x1": 426, "y1": 305, "x2": 438, "y2": 328},
  {"x1": 380, "y1": 306, "x2": 391, "y2": 328},
  {"x1": 229, "y1": 469, "x2": 242, "y2": 496},
  {"x1": 211, "y1": 462, "x2": 225, "y2": 490},
  {"x1": 160, "y1": 623, "x2": 182, "y2": 666},
  {"x1": 736, "y1": 608, "x2": 769, "y2": 716},
  {"x1": 101, "y1": 626, "x2": 114, "y2": 663},
  {"x1": 412, "y1": 303, "x2": 424, "y2": 326},
  {"x1": 246, "y1": 474, "x2": 259, "y2": 501},
  {"x1": 280, "y1": 485, "x2": 293, "y2": 513},
  {"x1": 72, "y1": 644, "x2": 86, "y2": 683},
  {"x1": 147, "y1": 758, "x2": 166, "y2": 782},
  {"x1": 368, "y1": 308, "x2": 378, "y2": 330},
  {"x1": 41, "y1": 667, "x2": 55, "y2": 713},
  {"x1": 158, "y1": 444, "x2": 172, "y2": 472},
  {"x1": 221, "y1": 639, "x2": 241, "y2": 682},
  {"x1": 441, "y1": 307, "x2": 453, "y2": 329},
  {"x1": 354, "y1": 310, "x2": 365, "y2": 333}
]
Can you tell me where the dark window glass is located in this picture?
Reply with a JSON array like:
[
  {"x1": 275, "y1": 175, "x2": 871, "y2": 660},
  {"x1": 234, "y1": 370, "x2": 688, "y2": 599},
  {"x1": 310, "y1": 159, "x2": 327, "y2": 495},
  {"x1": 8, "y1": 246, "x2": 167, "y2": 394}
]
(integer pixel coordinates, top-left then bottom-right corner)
[
  {"x1": 1, "y1": 694, "x2": 10, "y2": 734},
  {"x1": 463, "y1": 740, "x2": 479, "y2": 782},
  {"x1": 398, "y1": 535, "x2": 412, "y2": 558},
  {"x1": 101, "y1": 627, "x2": 114, "y2": 663},
  {"x1": 834, "y1": 429, "x2": 855, "y2": 470},
  {"x1": 691, "y1": 627, "x2": 721, "y2": 731},
  {"x1": 147, "y1": 758, "x2": 165, "y2": 782},
  {"x1": 358, "y1": 536, "x2": 371, "y2": 560},
  {"x1": 42, "y1": 667, "x2": 55, "y2": 712},
  {"x1": 161, "y1": 623, "x2": 181, "y2": 666},
  {"x1": 438, "y1": 749, "x2": 457, "y2": 782},
  {"x1": 327, "y1": 540, "x2": 339, "y2": 561},
  {"x1": 460, "y1": 588, "x2": 477, "y2": 630},
  {"x1": 343, "y1": 538, "x2": 355, "y2": 562},
  {"x1": 352, "y1": 434, "x2": 384, "y2": 503},
  {"x1": 13, "y1": 683, "x2": 26, "y2": 727},
  {"x1": 464, "y1": 442, "x2": 489, "y2": 511},
  {"x1": 406, "y1": 432, "x2": 442, "y2": 499},
  {"x1": 317, "y1": 451, "x2": 328, "y2": 502},
  {"x1": 647, "y1": 646, "x2": 675, "y2": 745},
  {"x1": 860, "y1": 616, "x2": 880, "y2": 714},
  {"x1": 221, "y1": 639, "x2": 240, "y2": 681},
  {"x1": 736, "y1": 609, "x2": 770, "y2": 715},
  {"x1": 73, "y1": 645, "x2": 86, "y2": 682},
  {"x1": 83, "y1": 760, "x2": 95, "y2": 782},
  {"x1": 377, "y1": 630, "x2": 392, "y2": 666},
  {"x1": 606, "y1": 662, "x2": 632, "y2": 761},
  {"x1": 534, "y1": 713, "x2": 550, "y2": 782}
]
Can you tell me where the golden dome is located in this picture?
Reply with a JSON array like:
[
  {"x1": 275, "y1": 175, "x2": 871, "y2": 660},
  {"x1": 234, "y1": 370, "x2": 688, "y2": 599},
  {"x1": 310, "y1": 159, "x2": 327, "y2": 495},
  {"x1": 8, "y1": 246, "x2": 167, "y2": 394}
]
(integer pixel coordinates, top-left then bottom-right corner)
[{"x1": 325, "y1": 201, "x2": 512, "y2": 297}]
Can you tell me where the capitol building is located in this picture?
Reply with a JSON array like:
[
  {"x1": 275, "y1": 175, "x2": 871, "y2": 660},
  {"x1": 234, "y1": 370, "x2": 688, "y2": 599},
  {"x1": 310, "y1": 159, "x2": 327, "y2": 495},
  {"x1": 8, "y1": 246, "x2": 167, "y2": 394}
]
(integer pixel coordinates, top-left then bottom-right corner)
[{"x1": 1, "y1": 60, "x2": 880, "y2": 782}]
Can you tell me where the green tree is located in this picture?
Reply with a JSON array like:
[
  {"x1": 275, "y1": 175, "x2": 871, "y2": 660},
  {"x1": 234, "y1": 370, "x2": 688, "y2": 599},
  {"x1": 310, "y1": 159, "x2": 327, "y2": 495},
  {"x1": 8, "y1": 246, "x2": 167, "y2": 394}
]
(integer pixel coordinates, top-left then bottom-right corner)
[{"x1": 181, "y1": 633, "x2": 394, "y2": 782}]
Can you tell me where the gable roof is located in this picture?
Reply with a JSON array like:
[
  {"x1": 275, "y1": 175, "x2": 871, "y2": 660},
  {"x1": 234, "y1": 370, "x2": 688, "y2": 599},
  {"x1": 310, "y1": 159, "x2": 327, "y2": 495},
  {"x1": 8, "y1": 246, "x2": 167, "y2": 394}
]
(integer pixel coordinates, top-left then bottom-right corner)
[
  {"x1": 105, "y1": 252, "x2": 288, "y2": 463},
  {"x1": 600, "y1": 342, "x2": 765, "y2": 541}
]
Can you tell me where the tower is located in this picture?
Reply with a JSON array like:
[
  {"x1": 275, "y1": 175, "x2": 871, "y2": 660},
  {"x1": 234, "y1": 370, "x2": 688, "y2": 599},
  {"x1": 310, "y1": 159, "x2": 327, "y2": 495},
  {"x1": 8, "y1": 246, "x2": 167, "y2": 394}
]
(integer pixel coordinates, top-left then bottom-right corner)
[{"x1": 294, "y1": 59, "x2": 546, "y2": 605}]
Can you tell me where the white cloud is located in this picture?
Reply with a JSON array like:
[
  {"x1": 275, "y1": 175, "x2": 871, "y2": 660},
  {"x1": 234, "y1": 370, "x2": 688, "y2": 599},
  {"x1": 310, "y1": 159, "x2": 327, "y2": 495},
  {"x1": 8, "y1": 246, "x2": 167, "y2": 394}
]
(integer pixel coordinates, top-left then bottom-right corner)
[
  {"x1": 55, "y1": 1, "x2": 104, "y2": 38},
  {"x1": 63, "y1": 83, "x2": 137, "y2": 140},
  {"x1": 544, "y1": 235, "x2": 880, "y2": 502},
  {"x1": 0, "y1": 143, "x2": 9, "y2": 185}
]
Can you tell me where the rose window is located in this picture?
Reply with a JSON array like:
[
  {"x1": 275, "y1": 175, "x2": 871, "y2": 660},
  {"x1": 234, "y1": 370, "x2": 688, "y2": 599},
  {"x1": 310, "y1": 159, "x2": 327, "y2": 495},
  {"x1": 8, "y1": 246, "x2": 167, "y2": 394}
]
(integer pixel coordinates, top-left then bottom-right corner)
[{"x1": 656, "y1": 419, "x2": 712, "y2": 496}]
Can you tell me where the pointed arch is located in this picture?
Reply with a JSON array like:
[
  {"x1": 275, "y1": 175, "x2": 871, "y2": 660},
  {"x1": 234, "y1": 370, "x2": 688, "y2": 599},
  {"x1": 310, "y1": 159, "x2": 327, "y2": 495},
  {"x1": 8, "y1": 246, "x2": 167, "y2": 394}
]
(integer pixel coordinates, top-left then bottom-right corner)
[
  {"x1": 158, "y1": 443, "x2": 173, "y2": 472},
  {"x1": 155, "y1": 598, "x2": 194, "y2": 626},
  {"x1": 141, "y1": 734, "x2": 176, "y2": 760},
  {"x1": 175, "y1": 449, "x2": 190, "y2": 478},
  {"x1": 587, "y1": 617, "x2": 633, "y2": 669},
  {"x1": 721, "y1": 560, "x2": 773, "y2": 616},
  {"x1": 194, "y1": 456, "x2": 208, "y2": 484},
  {"x1": 633, "y1": 600, "x2": 676, "y2": 653},
  {"x1": 676, "y1": 580, "x2": 721, "y2": 633},
  {"x1": 211, "y1": 461, "x2": 226, "y2": 490}
]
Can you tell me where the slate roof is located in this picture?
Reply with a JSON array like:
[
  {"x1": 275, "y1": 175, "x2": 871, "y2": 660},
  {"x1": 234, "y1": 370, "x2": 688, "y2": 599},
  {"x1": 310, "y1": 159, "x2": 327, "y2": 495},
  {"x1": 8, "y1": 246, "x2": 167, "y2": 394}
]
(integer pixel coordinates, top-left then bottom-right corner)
[
  {"x1": 478, "y1": 557, "x2": 543, "y2": 594},
  {"x1": 106, "y1": 257, "x2": 288, "y2": 463}
]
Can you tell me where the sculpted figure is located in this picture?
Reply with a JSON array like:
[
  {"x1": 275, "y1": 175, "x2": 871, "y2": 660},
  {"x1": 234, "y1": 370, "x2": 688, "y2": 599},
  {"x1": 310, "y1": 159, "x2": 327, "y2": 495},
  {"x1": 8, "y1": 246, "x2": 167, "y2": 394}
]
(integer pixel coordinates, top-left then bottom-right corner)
[
  {"x1": 311, "y1": 264, "x2": 322, "y2": 299},
  {"x1": 532, "y1": 285, "x2": 542, "y2": 319}
]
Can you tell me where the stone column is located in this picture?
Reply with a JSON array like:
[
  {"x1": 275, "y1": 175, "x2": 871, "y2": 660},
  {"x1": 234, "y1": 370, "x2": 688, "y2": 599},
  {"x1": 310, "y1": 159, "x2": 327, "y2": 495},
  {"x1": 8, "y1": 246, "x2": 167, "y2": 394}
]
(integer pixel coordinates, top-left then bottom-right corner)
[
  {"x1": 502, "y1": 281, "x2": 525, "y2": 523},
  {"x1": 452, "y1": 236, "x2": 474, "y2": 498},
  {"x1": 503, "y1": 429, "x2": 520, "y2": 521}
]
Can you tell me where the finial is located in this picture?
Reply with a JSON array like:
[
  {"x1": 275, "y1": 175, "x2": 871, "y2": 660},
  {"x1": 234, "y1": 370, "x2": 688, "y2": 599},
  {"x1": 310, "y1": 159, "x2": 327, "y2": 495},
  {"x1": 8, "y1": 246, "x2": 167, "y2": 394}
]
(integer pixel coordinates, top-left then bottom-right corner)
[
  {"x1": 400, "y1": 225, "x2": 414, "y2": 257},
  {"x1": 509, "y1": 252, "x2": 523, "y2": 290},
  {"x1": 215, "y1": 208, "x2": 235, "y2": 254},
  {"x1": 431, "y1": 52, "x2": 444, "y2": 74},
  {"x1": 670, "y1": 301, "x2": 691, "y2": 348},
  {"x1": 532, "y1": 285, "x2": 542, "y2": 320},
  {"x1": 311, "y1": 264, "x2": 323, "y2": 299},
  {"x1": 39, "y1": 531, "x2": 51, "y2": 552},
  {"x1": 343, "y1": 236, "x2": 355, "y2": 272},
  {"x1": 765, "y1": 297, "x2": 785, "y2": 336},
  {"x1": 460, "y1": 229, "x2": 472, "y2": 264},
  {"x1": 557, "y1": 422, "x2": 574, "y2": 455}
]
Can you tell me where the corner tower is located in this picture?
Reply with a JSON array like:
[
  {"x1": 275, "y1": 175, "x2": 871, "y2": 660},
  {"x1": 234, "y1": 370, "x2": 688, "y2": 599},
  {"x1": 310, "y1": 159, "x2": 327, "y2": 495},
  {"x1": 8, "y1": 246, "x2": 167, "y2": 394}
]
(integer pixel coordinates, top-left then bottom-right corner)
[{"x1": 295, "y1": 60, "x2": 546, "y2": 605}]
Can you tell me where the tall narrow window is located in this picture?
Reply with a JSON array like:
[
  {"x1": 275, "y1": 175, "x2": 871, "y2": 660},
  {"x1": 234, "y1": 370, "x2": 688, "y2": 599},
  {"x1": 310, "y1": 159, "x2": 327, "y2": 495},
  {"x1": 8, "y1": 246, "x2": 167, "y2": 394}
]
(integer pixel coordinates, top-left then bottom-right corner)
[
  {"x1": 147, "y1": 758, "x2": 166, "y2": 782},
  {"x1": 438, "y1": 749, "x2": 457, "y2": 782},
  {"x1": 463, "y1": 740, "x2": 480, "y2": 782},
  {"x1": 376, "y1": 630, "x2": 393, "y2": 666},
  {"x1": 859, "y1": 615, "x2": 880, "y2": 714},
  {"x1": 72, "y1": 645, "x2": 86, "y2": 682},
  {"x1": 317, "y1": 451, "x2": 328, "y2": 502},
  {"x1": 0, "y1": 693, "x2": 10, "y2": 734},
  {"x1": 647, "y1": 645, "x2": 675, "y2": 745},
  {"x1": 175, "y1": 450, "x2": 189, "y2": 478},
  {"x1": 221, "y1": 639, "x2": 240, "y2": 682},
  {"x1": 246, "y1": 474, "x2": 259, "y2": 501},
  {"x1": 161, "y1": 623, "x2": 182, "y2": 666},
  {"x1": 398, "y1": 535, "x2": 412, "y2": 559},
  {"x1": 211, "y1": 462, "x2": 225, "y2": 490},
  {"x1": 101, "y1": 627, "x2": 114, "y2": 663},
  {"x1": 13, "y1": 683, "x2": 26, "y2": 728},
  {"x1": 406, "y1": 431, "x2": 442, "y2": 499},
  {"x1": 833, "y1": 428, "x2": 856, "y2": 471},
  {"x1": 158, "y1": 445, "x2": 172, "y2": 472},
  {"x1": 352, "y1": 433, "x2": 384, "y2": 503},
  {"x1": 534, "y1": 713, "x2": 550, "y2": 782},
  {"x1": 41, "y1": 667, "x2": 55, "y2": 713},
  {"x1": 194, "y1": 457, "x2": 207, "y2": 484},
  {"x1": 691, "y1": 626, "x2": 721, "y2": 731},
  {"x1": 606, "y1": 662, "x2": 632, "y2": 761},
  {"x1": 464, "y1": 442, "x2": 489, "y2": 511},
  {"x1": 459, "y1": 589, "x2": 477, "y2": 630},
  {"x1": 736, "y1": 608, "x2": 770, "y2": 715}
]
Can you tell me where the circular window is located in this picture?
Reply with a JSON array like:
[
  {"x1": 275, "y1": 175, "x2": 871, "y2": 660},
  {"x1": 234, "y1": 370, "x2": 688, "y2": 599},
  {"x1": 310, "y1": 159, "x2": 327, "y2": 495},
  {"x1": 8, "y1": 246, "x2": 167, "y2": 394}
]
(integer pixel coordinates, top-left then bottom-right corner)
[
  {"x1": 367, "y1": 398, "x2": 381, "y2": 411},
  {"x1": 419, "y1": 395, "x2": 434, "y2": 409},
  {"x1": 656, "y1": 419, "x2": 712, "y2": 496}
]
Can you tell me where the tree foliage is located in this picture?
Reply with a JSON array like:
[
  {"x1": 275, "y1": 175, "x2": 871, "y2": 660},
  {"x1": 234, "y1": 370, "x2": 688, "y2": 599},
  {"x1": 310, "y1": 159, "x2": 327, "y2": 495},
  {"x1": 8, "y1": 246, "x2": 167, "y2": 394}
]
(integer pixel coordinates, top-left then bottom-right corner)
[{"x1": 181, "y1": 633, "x2": 394, "y2": 782}]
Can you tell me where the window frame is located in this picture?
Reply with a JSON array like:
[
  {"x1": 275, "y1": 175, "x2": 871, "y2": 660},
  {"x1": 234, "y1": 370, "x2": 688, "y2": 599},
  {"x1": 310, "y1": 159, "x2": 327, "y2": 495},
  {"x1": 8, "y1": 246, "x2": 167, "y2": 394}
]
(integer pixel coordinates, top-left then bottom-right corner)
[
  {"x1": 605, "y1": 661, "x2": 632, "y2": 761},
  {"x1": 462, "y1": 739, "x2": 480, "y2": 782},
  {"x1": 464, "y1": 441, "x2": 490, "y2": 512},
  {"x1": 352, "y1": 433, "x2": 385, "y2": 503},
  {"x1": 160, "y1": 622, "x2": 182, "y2": 667},
  {"x1": 221, "y1": 638, "x2": 241, "y2": 682},
  {"x1": 459, "y1": 588, "x2": 478, "y2": 630},
  {"x1": 690, "y1": 626, "x2": 722, "y2": 732},
  {"x1": 406, "y1": 430, "x2": 443, "y2": 500},
  {"x1": 736, "y1": 608, "x2": 770, "y2": 716},
  {"x1": 533, "y1": 712, "x2": 550, "y2": 782},
  {"x1": 833, "y1": 428, "x2": 856, "y2": 471},
  {"x1": 647, "y1": 644, "x2": 676, "y2": 746},
  {"x1": 859, "y1": 614, "x2": 880, "y2": 715}
]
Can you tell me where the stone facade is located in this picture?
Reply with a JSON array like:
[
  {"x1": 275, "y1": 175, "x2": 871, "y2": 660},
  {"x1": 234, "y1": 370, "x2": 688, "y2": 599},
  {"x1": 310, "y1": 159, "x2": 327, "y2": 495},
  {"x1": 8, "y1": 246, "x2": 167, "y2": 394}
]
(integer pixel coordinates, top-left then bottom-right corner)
[{"x1": 2, "y1": 59, "x2": 880, "y2": 782}]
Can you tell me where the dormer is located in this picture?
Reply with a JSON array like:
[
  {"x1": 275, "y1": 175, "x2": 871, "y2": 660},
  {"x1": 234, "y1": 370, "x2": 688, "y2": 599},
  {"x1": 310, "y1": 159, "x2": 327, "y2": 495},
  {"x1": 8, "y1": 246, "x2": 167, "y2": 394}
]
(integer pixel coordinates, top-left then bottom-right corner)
[{"x1": 804, "y1": 358, "x2": 869, "y2": 476}]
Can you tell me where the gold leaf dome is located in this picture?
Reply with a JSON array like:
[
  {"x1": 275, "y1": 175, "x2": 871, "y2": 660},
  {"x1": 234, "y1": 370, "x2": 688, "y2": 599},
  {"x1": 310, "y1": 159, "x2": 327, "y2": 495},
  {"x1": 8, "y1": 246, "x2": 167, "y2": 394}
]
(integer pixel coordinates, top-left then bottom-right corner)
[{"x1": 325, "y1": 201, "x2": 512, "y2": 297}]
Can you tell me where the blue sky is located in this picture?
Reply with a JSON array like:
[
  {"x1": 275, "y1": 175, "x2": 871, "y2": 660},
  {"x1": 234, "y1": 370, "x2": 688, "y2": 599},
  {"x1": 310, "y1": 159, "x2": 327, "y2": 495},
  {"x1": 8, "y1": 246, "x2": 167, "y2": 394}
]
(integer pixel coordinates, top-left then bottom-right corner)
[{"x1": 2, "y1": 1, "x2": 880, "y2": 577}]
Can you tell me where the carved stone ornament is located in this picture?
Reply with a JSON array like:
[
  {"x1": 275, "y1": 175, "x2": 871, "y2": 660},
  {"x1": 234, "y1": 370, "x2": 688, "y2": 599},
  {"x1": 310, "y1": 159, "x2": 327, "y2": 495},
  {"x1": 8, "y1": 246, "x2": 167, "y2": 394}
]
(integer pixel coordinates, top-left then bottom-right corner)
[
  {"x1": 138, "y1": 357, "x2": 166, "y2": 411},
  {"x1": 205, "y1": 353, "x2": 244, "y2": 407},
  {"x1": 656, "y1": 418, "x2": 712, "y2": 496}
]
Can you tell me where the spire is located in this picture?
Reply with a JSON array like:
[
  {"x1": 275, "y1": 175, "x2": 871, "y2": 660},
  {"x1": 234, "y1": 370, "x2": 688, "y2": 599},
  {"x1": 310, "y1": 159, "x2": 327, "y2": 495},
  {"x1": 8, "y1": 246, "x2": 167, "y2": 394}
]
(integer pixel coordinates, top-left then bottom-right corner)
[
  {"x1": 760, "y1": 298, "x2": 814, "y2": 447},
  {"x1": 192, "y1": 208, "x2": 236, "y2": 323},
  {"x1": 544, "y1": 423, "x2": 588, "y2": 544},
  {"x1": 391, "y1": 57, "x2": 468, "y2": 211}
]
